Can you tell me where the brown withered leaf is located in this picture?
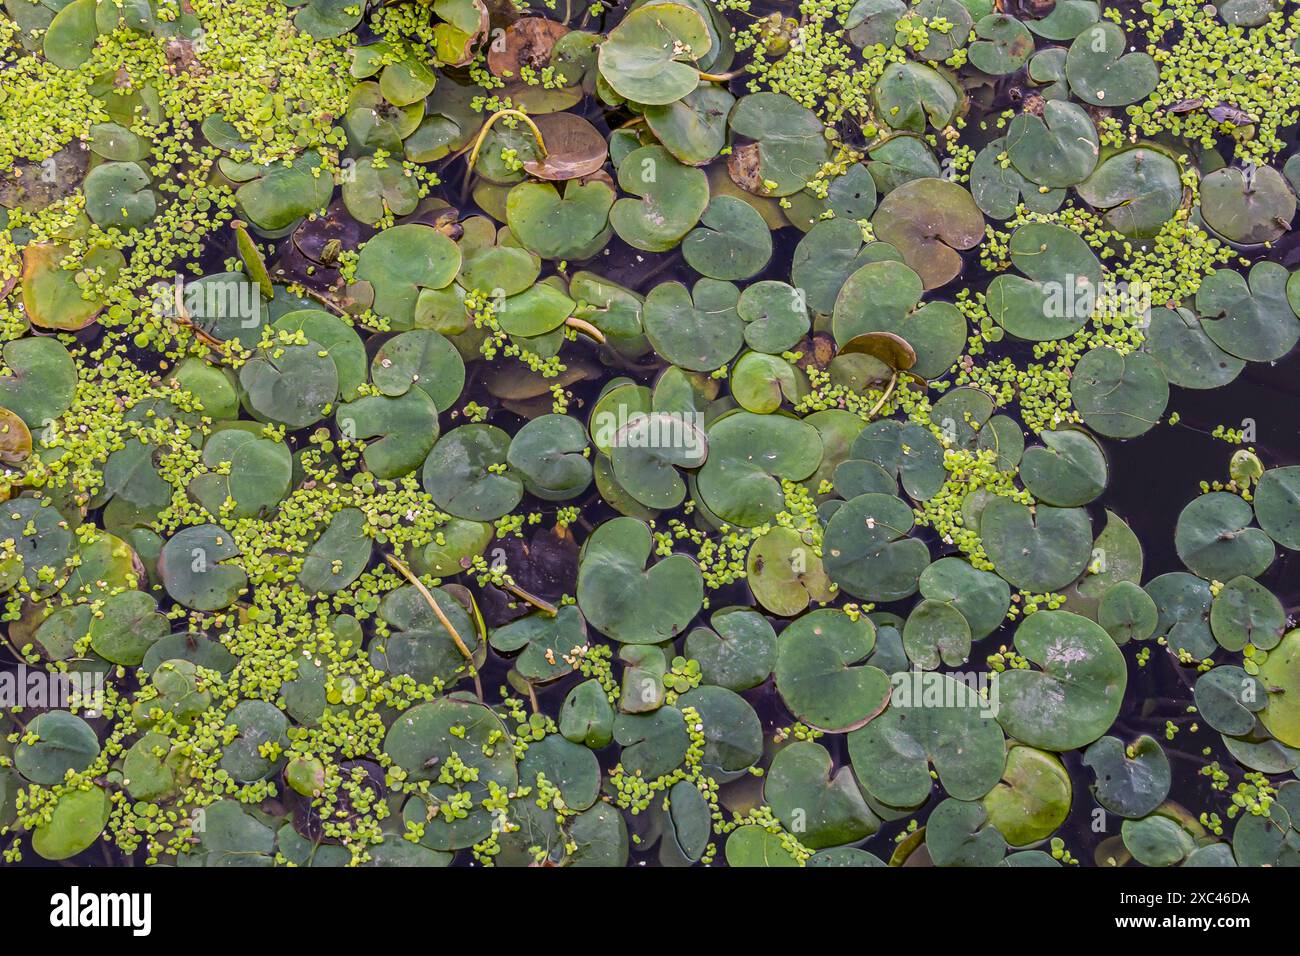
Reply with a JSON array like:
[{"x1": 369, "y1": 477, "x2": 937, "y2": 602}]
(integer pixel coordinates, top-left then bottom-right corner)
[
  {"x1": 837, "y1": 331, "x2": 918, "y2": 372},
  {"x1": 727, "y1": 142, "x2": 766, "y2": 195},
  {"x1": 1208, "y1": 103, "x2": 1257, "y2": 126},
  {"x1": 523, "y1": 113, "x2": 608, "y2": 181},
  {"x1": 487, "y1": 17, "x2": 569, "y2": 78}
]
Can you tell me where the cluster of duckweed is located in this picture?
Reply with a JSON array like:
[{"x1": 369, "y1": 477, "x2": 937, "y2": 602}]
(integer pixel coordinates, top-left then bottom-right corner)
[
  {"x1": 913, "y1": 447, "x2": 1029, "y2": 568},
  {"x1": 608, "y1": 705, "x2": 711, "y2": 813},
  {"x1": 1136, "y1": 0, "x2": 1300, "y2": 161},
  {"x1": 985, "y1": 646, "x2": 1031, "y2": 672},
  {"x1": 738, "y1": 0, "x2": 908, "y2": 128}
]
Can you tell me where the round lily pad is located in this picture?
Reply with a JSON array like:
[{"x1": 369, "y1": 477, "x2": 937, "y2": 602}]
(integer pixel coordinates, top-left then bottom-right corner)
[
  {"x1": 1195, "y1": 666, "x2": 1265, "y2": 737},
  {"x1": 421, "y1": 425, "x2": 523, "y2": 521},
  {"x1": 1254, "y1": 466, "x2": 1300, "y2": 550},
  {"x1": 597, "y1": 2, "x2": 712, "y2": 106},
  {"x1": 1082, "y1": 735, "x2": 1171, "y2": 818},
  {"x1": 727, "y1": 93, "x2": 831, "y2": 197},
  {"x1": 918, "y1": 556, "x2": 1011, "y2": 640},
  {"x1": 610, "y1": 145, "x2": 710, "y2": 252},
  {"x1": 1142, "y1": 306, "x2": 1245, "y2": 389},
  {"x1": 643, "y1": 279, "x2": 742, "y2": 371},
  {"x1": 848, "y1": 673, "x2": 1006, "y2": 808},
  {"x1": 1201, "y1": 163, "x2": 1296, "y2": 245},
  {"x1": 32, "y1": 785, "x2": 110, "y2": 861},
  {"x1": 871, "y1": 178, "x2": 984, "y2": 289},
  {"x1": 1070, "y1": 347, "x2": 1169, "y2": 438},
  {"x1": 356, "y1": 224, "x2": 461, "y2": 329},
  {"x1": 0, "y1": 337, "x2": 77, "y2": 430},
  {"x1": 159, "y1": 524, "x2": 248, "y2": 611},
  {"x1": 872, "y1": 61, "x2": 960, "y2": 134},
  {"x1": 696, "y1": 411, "x2": 822, "y2": 527},
  {"x1": 386, "y1": 698, "x2": 517, "y2": 851},
  {"x1": 681, "y1": 195, "x2": 772, "y2": 280},
  {"x1": 983, "y1": 744, "x2": 1072, "y2": 847},
  {"x1": 1259, "y1": 630, "x2": 1300, "y2": 748},
  {"x1": 1174, "y1": 491, "x2": 1274, "y2": 581},
  {"x1": 774, "y1": 609, "x2": 890, "y2": 732},
  {"x1": 1020, "y1": 428, "x2": 1108, "y2": 506},
  {"x1": 981, "y1": 498, "x2": 1093, "y2": 592},
  {"x1": 764, "y1": 740, "x2": 879, "y2": 849},
  {"x1": 737, "y1": 281, "x2": 810, "y2": 354},
  {"x1": 683, "y1": 606, "x2": 777, "y2": 691},
  {"x1": 1211, "y1": 574, "x2": 1286, "y2": 651},
  {"x1": 507, "y1": 179, "x2": 614, "y2": 261},
  {"x1": 996, "y1": 610, "x2": 1128, "y2": 751},
  {"x1": 1065, "y1": 22, "x2": 1157, "y2": 106},
  {"x1": 1196, "y1": 262, "x2": 1300, "y2": 363},
  {"x1": 745, "y1": 526, "x2": 836, "y2": 618},
  {"x1": 823, "y1": 492, "x2": 929, "y2": 601},
  {"x1": 1005, "y1": 100, "x2": 1099, "y2": 188},
  {"x1": 15, "y1": 710, "x2": 99, "y2": 785},
  {"x1": 576, "y1": 517, "x2": 703, "y2": 645}
]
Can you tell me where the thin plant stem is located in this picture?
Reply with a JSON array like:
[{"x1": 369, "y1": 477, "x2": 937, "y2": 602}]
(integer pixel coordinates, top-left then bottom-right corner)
[
  {"x1": 696, "y1": 68, "x2": 745, "y2": 82},
  {"x1": 463, "y1": 109, "x2": 548, "y2": 194},
  {"x1": 503, "y1": 580, "x2": 558, "y2": 616},
  {"x1": 868, "y1": 371, "x2": 899, "y2": 418},
  {"x1": 564, "y1": 316, "x2": 606, "y2": 343},
  {"x1": 384, "y1": 553, "x2": 483, "y2": 700}
]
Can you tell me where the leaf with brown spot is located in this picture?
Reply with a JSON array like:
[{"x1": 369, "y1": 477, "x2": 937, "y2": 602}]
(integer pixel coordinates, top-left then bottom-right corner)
[
  {"x1": 871, "y1": 178, "x2": 985, "y2": 290},
  {"x1": 22, "y1": 242, "x2": 124, "y2": 331},
  {"x1": 0, "y1": 407, "x2": 32, "y2": 464}
]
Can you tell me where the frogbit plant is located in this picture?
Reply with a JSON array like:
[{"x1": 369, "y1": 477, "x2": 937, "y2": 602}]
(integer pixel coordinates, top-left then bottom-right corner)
[{"x1": 0, "y1": 0, "x2": 1298, "y2": 870}]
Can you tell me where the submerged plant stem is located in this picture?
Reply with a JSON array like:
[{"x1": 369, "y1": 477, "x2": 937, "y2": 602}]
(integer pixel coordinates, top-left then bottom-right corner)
[
  {"x1": 868, "y1": 371, "x2": 898, "y2": 418},
  {"x1": 464, "y1": 109, "x2": 549, "y2": 194},
  {"x1": 384, "y1": 552, "x2": 482, "y2": 699}
]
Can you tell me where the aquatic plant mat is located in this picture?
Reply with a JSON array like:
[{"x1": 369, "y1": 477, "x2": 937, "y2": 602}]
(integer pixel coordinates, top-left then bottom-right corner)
[{"x1": 1, "y1": 0, "x2": 1299, "y2": 892}]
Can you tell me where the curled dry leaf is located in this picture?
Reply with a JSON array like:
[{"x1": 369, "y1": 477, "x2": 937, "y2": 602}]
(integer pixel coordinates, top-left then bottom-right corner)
[
  {"x1": 523, "y1": 113, "x2": 609, "y2": 181},
  {"x1": 836, "y1": 331, "x2": 918, "y2": 372}
]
